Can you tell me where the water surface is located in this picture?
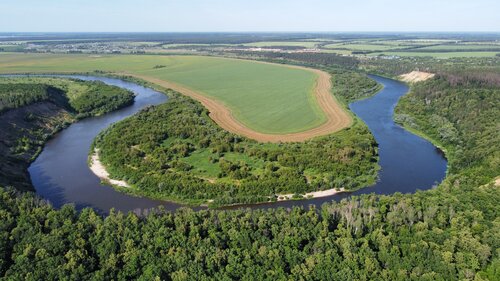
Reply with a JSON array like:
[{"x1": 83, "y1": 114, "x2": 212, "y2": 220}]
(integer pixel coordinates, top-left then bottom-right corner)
[
  {"x1": 28, "y1": 75, "x2": 447, "y2": 213},
  {"x1": 263, "y1": 75, "x2": 447, "y2": 209},
  {"x1": 28, "y1": 76, "x2": 185, "y2": 213}
]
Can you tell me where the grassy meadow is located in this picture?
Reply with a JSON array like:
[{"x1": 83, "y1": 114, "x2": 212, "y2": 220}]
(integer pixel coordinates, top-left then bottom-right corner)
[{"x1": 0, "y1": 53, "x2": 324, "y2": 134}]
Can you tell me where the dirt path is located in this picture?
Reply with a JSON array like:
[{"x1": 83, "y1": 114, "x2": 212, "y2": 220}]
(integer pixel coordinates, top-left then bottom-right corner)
[{"x1": 121, "y1": 64, "x2": 351, "y2": 143}]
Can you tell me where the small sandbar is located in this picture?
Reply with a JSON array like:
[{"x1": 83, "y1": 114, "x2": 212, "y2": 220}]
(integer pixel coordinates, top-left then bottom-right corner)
[
  {"x1": 276, "y1": 188, "x2": 345, "y2": 201},
  {"x1": 89, "y1": 149, "x2": 130, "y2": 188}
]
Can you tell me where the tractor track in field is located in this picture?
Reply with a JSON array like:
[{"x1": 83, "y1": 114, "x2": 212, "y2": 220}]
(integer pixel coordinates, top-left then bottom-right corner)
[{"x1": 122, "y1": 63, "x2": 351, "y2": 143}]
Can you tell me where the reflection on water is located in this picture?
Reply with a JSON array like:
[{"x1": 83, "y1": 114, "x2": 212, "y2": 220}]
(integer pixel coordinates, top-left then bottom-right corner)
[{"x1": 28, "y1": 75, "x2": 447, "y2": 213}]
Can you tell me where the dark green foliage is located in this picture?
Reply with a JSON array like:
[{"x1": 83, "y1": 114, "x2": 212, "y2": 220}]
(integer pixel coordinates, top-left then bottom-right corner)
[
  {"x1": 331, "y1": 70, "x2": 383, "y2": 102},
  {"x1": 0, "y1": 83, "x2": 63, "y2": 113},
  {"x1": 94, "y1": 93, "x2": 379, "y2": 206},
  {"x1": 0, "y1": 35, "x2": 498, "y2": 281},
  {"x1": 227, "y1": 51, "x2": 360, "y2": 69},
  {"x1": 396, "y1": 73, "x2": 500, "y2": 184},
  {"x1": 0, "y1": 79, "x2": 135, "y2": 116},
  {"x1": 361, "y1": 56, "x2": 500, "y2": 77},
  {"x1": 0, "y1": 174, "x2": 497, "y2": 280},
  {"x1": 68, "y1": 81, "x2": 135, "y2": 117},
  {"x1": 0, "y1": 78, "x2": 135, "y2": 191}
]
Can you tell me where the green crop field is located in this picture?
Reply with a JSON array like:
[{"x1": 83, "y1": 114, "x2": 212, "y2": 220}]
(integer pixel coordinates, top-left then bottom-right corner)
[
  {"x1": 0, "y1": 45, "x2": 26, "y2": 52},
  {"x1": 0, "y1": 53, "x2": 324, "y2": 134}
]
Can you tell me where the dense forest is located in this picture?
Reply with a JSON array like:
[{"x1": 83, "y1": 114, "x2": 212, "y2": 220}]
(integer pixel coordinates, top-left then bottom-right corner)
[
  {"x1": 224, "y1": 51, "x2": 360, "y2": 70},
  {"x1": 94, "y1": 72, "x2": 381, "y2": 206},
  {"x1": 330, "y1": 70, "x2": 383, "y2": 102},
  {"x1": 0, "y1": 54, "x2": 498, "y2": 279},
  {"x1": 0, "y1": 78, "x2": 135, "y2": 116},
  {"x1": 0, "y1": 77, "x2": 134, "y2": 190},
  {"x1": 0, "y1": 83, "x2": 65, "y2": 113},
  {"x1": 396, "y1": 72, "x2": 500, "y2": 184},
  {"x1": 0, "y1": 175, "x2": 497, "y2": 280},
  {"x1": 360, "y1": 56, "x2": 500, "y2": 78},
  {"x1": 66, "y1": 81, "x2": 134, "y2": 117}
]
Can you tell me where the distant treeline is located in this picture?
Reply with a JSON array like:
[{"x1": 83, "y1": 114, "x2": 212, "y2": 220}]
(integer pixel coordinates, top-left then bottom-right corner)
[{"x1": 226, "y1": 51, "x2": 359, "y2": 69}]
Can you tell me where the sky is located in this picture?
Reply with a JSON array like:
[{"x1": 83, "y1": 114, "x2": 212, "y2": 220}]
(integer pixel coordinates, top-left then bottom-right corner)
[{"x1": 0, "y1": 0, "x2": 498, "y2": 32}]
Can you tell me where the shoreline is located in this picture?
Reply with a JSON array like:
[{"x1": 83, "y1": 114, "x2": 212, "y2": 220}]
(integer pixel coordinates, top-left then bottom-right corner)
[
  {"x1": 90, "y1": 147, "x2": 348, "y2": 206},
  {"x1": 89, "y1": 149, "x2": 130, "y2": 188},
  {"x1": 399, "y1": 71, "x2": 435, "y2": 83},
  {"x1": 276, "y1": 187, "x2": 346, "y2": 201}
]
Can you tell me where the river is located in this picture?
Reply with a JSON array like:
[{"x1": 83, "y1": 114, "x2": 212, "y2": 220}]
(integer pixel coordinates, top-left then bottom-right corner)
[{"x1": 28, "y1": 75, "x2": 447, "y2": 213}]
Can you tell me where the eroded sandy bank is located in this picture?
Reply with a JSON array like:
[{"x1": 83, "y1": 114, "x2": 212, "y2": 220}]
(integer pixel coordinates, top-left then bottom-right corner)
[{"x1": 89, "y1": 150, "x2": 130, "y2": 188}]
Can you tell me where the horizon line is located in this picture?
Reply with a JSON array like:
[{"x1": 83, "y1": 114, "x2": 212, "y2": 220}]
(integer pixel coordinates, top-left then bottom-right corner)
[{"x1": 1, "y1": 31, "x2": 500, "y2": 34}]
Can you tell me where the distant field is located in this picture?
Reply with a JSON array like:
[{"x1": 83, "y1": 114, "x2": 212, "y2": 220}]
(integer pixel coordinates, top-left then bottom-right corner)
[
  {"x1": 319, "y1": 49, "x2": 354, "y2": 55},
  {"x1": 323, "y1": 43, "x2": 403, "y2": 51},
  {"x1": 243, "y1": 41, "x2": 318, "y2": 48},
  {"x1": 318, "y1": 38, "x2": 500, "y2": 57},
  {"x1": 302, "y1": 38, "x2": 344, "y2": 42},
  {"x1": 0, "y1": 45, "x2": 26, "y2": 52},
  {"x1": 368, "y1": 40, "x2": 434, "y2": 46},
  {"x1": 370, "y1": 51, "x2": 500, "y2": 58},
  {"x1": 417, "y1": 44, "x2": 500, "y2": 51},
  {"x1": 0, "y1": 53, "x2": 325, "y2": 134},
  {"x1": 163, "y1": 43, "x2": 231, "y2": 48}
]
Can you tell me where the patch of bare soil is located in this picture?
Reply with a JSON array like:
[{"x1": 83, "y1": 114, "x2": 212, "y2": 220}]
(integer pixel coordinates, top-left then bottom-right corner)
[
  {"x1": 400, "y1": 71, "x2": 435, "y2": 83},
  {"x1": 276, "y1": 187, "x2": 346, "y2": 201}
]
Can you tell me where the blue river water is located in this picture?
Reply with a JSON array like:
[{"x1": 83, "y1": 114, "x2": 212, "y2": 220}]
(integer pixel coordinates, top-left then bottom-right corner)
[{"x1": 28, "y1": 75, "x2": 447, "y2": 213}]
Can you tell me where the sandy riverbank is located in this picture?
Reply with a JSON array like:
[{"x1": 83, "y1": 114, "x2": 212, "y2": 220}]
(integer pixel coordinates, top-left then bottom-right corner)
[
  {"x1": 89, "y1": 147, "x2": 347, "y2": 203},
  {"x1": 399, "y1": 71, "x2": 435, "y2": 83},
  {"x1": 276, "y1": 187, "x2": 346, "y2": 201},
  {"x1": 89, "y1": 150, "x2": 130, "y2": 188}
]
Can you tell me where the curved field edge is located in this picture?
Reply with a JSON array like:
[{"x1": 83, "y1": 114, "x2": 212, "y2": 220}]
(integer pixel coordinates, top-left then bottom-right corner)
[
  {"x1": 125, "y1": 64, "x2": 352, "y2": 143},
  {"x1": 0, "y1": 54, "x2": 353, "y2": 139},
  {"x1": 90, "y1": 75, "x2": 379, "y2": 207}
]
